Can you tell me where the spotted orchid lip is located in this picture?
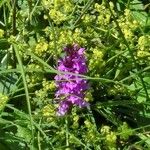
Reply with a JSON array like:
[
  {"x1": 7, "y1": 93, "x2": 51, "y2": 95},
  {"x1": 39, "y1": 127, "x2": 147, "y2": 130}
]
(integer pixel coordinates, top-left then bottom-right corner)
[{"x1": 55, "y1": 44, "x2": 89, "y2": 116}]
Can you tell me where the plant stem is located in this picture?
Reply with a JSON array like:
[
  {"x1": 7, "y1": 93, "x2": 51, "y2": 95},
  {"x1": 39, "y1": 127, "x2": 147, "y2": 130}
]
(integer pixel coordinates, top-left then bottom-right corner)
[{"x1": 13, "y1": 44, "x2": 35, "y2": 150}]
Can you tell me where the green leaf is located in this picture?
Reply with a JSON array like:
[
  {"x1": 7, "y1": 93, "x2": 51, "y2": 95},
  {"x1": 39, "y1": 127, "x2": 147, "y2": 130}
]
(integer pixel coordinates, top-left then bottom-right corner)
[
  {"x1": 138, "y1": 133, "x2": 150, "y2": 146},
  {"x1": 130, "y1": 0, "x2": 150, "y2": 26},
  {"x1": 16, "y1": 125, "x2": 32, "y2": 143}
]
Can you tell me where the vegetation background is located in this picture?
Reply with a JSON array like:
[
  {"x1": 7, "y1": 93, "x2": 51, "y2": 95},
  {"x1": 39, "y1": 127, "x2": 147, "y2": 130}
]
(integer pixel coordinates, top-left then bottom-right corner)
[{"x1": 0, "y1": 0, "x2": 150, "y2": 149}]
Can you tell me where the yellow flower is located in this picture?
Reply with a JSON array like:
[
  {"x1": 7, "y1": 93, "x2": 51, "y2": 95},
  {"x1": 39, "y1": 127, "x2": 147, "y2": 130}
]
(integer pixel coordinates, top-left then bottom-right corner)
[
  {"x1": 49, "y1": 9, "x2": 66, "y2": 24},
  {"x1": 42, "y1": 104, "x2": 55, "y2": 117},
  {"x1": 106, "y1": 131, "x2": 117, "y2": 143},
  {"x1": 0, "y1": 93, "x2": 8, "y2": 111},
  {"x1": 42, "y1": 79, "x2": 56, "y2": 91},
  {"x1": 35, "y1": 40, "x2": 48, "y2": 56},
  {"x1": 85, "y1": 90, "x2": 93, "y2": 102},
  {"x1": 137, "y1": 50, "x2": 150, "y2": 58},
  {"x1": 138, "y1": 35, "x2": 150, "y2": 51},
  {"x1": 0, "y1": 29, "x2": 4, "y2": 38},
  {"x1": 124, "y1": 9, "x2": 130, "y2": 17},
  {"x1": 93, "y1": 49, "x2": 104, "y2": 59}
]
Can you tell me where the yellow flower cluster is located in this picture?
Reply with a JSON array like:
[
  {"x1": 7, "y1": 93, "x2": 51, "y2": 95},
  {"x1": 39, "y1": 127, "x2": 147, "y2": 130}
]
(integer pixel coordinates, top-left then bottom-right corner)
[
  {"x1": 49, "y1": 28, "x2": 86, "y2": 56},
  {"x1": 42, "y1": 104, "x2": 56, "y2": 123},
  {"x1": 89, "y1": 48, "x2": 105, "y2": 74},
  {"x1": 42, "y1": 104, "x2": 55, "y2": 117},
  {"x1": 83, "y1": 120, "x2": 100, "y2": 145},
  {"x1": 0, "y1": 93, "x2": 8, "y2": 111},
  {"x1": 35, "y1": 89, "x2": 47, "y2": 99},
  {"x1": 73, "y1": 28, "x2": 86, "y2": 44},
  {"x1": 84, "y1": 90, "x2": 93, "y2": 102},
  {"x1": 101, "y1": 125, "x2": 117, "y2": 149},
  {"x1": 49, "y1": 9, "x2": 67, "y2": 24},
  {"x1": 42, "y1": 103, "x2": 55, "y2": 116},
  {"x1": 118, "y1": 122, "x2": 133, "y2": 140},
  {"x1": 71, "y1": 111, "x2": 79, "y2": 129},
  {"x1": 26, "y1": 64, "x2": 43, "y2": 86},
  {"x1": 35, "y1": 38, "x2": 48, "y2": 56},
  {"x1": 8, "y1": 35, "x2": 16, "y2": 43},
  {"x1": 34, "y1": 79, "x2": 57, "y2": 120},
  {"x1": 0, "y1": 29, "x2": 4, "y2": 38},
  {"x1": 100, "y1": 125, "x2": 110, "y2": 134},
  {"x1": 85, "y1": 26, "x2": 99, "y2": 39},
  {"x1": 82, "y1": 14, "x2": 96, "y2": 24},
  {"x1": 107, "y1": 84, "x2": 128, "y2": 96},
  {"x1": 105, "y1": 132, "x2": 117, "y2": 150},
  {"x1": 35, "y1": 79, "x2": 55, "y2": 100},
  {"x1": 42, "y1": 79, "x2": 56, "y2": 91},
  {"x1": 118, "y1": 9, "x2": 139, "y2": 40},
  {"x1": 137, "y1": 35, "x2": 150, "y2": 58},
  {"x1": 43, "y1": 0, "x2": 74, "y2": 25},
  {"x1": 94, "y1": 2, "x2": 114, "y2": 27}
]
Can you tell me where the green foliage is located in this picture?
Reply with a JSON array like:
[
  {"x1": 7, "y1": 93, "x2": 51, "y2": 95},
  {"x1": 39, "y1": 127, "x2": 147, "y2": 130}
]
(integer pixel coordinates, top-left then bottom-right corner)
[{"x1": 0, "y1": 0, "x2": 150, "y2": 149}]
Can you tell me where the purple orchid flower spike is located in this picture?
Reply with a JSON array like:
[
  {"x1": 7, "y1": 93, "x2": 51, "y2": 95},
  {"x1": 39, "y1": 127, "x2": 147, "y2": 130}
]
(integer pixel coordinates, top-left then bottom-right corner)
[{"x1": 54, "y1": 44, "x2": 89, "y2": 116}]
